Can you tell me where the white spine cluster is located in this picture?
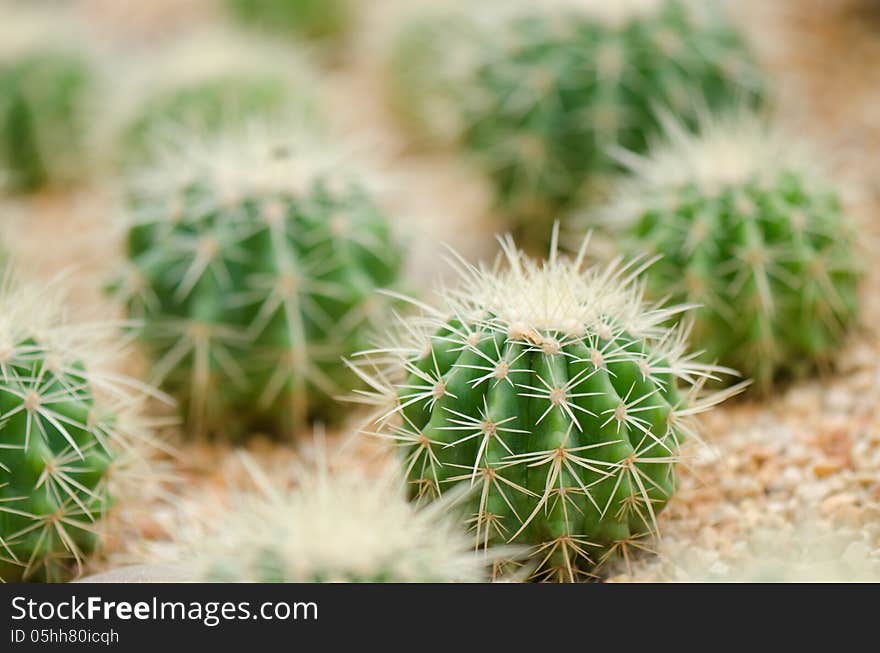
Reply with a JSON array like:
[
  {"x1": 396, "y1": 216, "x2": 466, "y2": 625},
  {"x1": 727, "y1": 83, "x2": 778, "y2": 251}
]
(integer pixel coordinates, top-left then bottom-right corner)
[
  {"x1": 142, "y1": 448, "x2": 489, "y2": 582},
  {"x1": 600, "y1": 112, "x2": 834, "y2": 227},
  {"x1": 354, "y1": 227, "x2": 738, "y2": 424},
  {"x1": 126, "y1": 121, "x2": 377, "y2": 212}
]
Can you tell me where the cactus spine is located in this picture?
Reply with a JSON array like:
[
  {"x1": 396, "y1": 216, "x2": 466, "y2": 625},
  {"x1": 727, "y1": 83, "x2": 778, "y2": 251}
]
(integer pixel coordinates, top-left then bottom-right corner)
[
  {"x1": 115, "y1": 126, "x2": 404, "y2": 439},
  {"x1": 355, "y1": 227, "x2": 741, "y2": 580},
  {"x1": 600, "y1": 114, "x2": 861, "y2": 389}
]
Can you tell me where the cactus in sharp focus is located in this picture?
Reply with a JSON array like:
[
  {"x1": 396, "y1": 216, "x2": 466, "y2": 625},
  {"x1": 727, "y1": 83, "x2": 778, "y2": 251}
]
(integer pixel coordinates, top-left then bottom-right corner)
[
  {"x1": 143, "y1": 451, "x2": 489, "y2": 582},
  {"x1": 224, "y1": 0, "x2": 352, "y2": 41},
  {"x1": 0, "y1": 274, "x2": 153, "y2": 582},
  {"x1": 599, "y1": 114, "x2": 861, "y2": 390},
  {"x1": 113, "y1": 126, "x2": 405, "y2": 439},
  {"x1": 388, "y1": 0, "x2": 764, "y2": 241},
  {"x1": 354, "y1": 226, "x2": 742, "y2": 581},
  {"x1": 0, "y1": 8, "x2": 95, "y2": 192}
]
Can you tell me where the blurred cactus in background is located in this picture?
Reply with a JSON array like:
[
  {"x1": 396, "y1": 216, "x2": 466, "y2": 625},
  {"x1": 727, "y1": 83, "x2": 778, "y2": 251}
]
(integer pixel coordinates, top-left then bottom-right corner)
[
  {"x1": 141, "y1": 449, "x2": 489, "y2": 582},
  {"x1": 387, "y1": 12, "x2": 480, "y2": 149},
  {"x1": 388, "y1": 0, "x2": 764, "y2": 244},
  {"x1": 225, "y1": 0, "x2": 352, "y2": 41},
  {"x1": 121, "y1": 76, "x2": 294, "y2": 165},
  {"x1": 354, "y1": 227, "x2": 742, "y2": 580},
  {"x1": 112, "y1": 125, "x2": 405, "y2": 439},
  {"x1": 112, "y1": 31, "x2": 315, "y2": 167},
  {"x1": 0, "y1": 6, "x2": 95, "y2": 193},
  {"x1": 0, "y1": 274, "x2": 155, "y2": 582},
  {"x1": 600, "y1": 114, "x2": 861, "y2": 390}
]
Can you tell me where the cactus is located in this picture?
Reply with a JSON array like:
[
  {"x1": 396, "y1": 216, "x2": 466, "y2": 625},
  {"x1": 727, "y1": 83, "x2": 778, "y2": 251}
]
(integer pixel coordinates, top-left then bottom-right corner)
[
  {"x1": 0, "y1": 32, "x2": 93, "y2": 192},
  {"x1": 386, "y1": 12, "x2": 481, "y2": 149},
  {"x1": 599, "y1": 114, "x2": 861, "y2": 390},
  {"x1": 114, "y1": 31, "x2": 314, "y2": 167},
  {"x1": 0, "y1": 274, "x2": 152, "y2": 582},
  {"x1": 121, "y1": 76, "x2": 294, "y2": 165},
  {"x1": 354, "y1": 226, "x2": 742, "y2": 581},
  {"x1": 224, "y1": 0, "x2": 352, "y2": 41},
  {"x1": 388, "y1": 0, "x2": 763, "y2": 241},
  {"x1": 142, "y1": 448, "x2": 489, "y2": 582},
  {"x1": 113, "y1": 126, "x2": 405, "y2": 439}
]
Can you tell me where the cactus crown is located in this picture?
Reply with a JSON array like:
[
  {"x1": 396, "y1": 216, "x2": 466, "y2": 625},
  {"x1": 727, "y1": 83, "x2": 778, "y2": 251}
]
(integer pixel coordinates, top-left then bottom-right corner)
[
  {"x1": 0, "y1": 274, "x2": 153, "y2": 581},
  {"x1": 600, "y1": 113, "x2": 861, "y2": 389},
  {"x1": 115, "y1": 125, "x2": 404, "y2": 439},
  {"x1": 355, "y1": 227, "x2": 741, "y2": 581},
  {"x1": 389, "y1": 0, "x2": 762, "y2": 239},
  {"x1": 143, "y1": 449, "x2": 488, "y2": 582}
]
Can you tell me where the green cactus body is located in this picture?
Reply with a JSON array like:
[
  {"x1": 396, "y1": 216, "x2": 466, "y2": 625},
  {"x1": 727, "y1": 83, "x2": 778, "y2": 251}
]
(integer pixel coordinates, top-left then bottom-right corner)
[
  {"x1": 225, "y1": 0, "x2": 351, "y2": 41},
  {"x1": 0, "y1": 279, "x2": 133, "y2": 582},
  {"x1": 358, "y1": 230, "x2": 738, "y2": 580},
  {"x1": 118, "y1": 130, "x2": 404, "y2": 438},
  {"x1": 0, "y1": 51, "x2": 92, "y2": 192},
  {"x1": 391, "y1": 0, "x2": 763, "y2": 241},
  {"x1": 604, "y1": 116, "x2": 861, "y2": 389}
]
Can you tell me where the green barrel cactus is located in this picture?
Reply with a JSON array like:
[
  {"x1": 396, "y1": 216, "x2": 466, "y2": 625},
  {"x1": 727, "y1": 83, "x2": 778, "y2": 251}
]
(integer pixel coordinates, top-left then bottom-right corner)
[
  {"x1": 600, "y1": 114, "x2": 861, "y2": 390},
  {"x1": 142, "y1": 452, "x2": 488, "y2": 582},
  {"x1": 388, "y1": 0, "x2": 763, "y2": 241},
  {"x1": 225, "y1": 0, "x2": 352, "y2": 41},
  {"x1": 114, "y1": 127, "x2": 405, "y2": 439},
  {"x1": 0, "y1": 50, "x2": 93, "y2": 192},
  {"x1": 386, "y1": 12, "x2": 481, "y2": 149},
  {"x1": 0, "y1": 275, "x2": 147, "y2": 582},
  {"x1": 354, "y1": 227, "x2": 742, "y2": 581}
]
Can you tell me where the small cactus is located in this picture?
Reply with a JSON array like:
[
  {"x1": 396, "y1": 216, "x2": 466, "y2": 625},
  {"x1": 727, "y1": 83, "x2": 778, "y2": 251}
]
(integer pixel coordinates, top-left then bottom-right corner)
[
  {"x1": 354, "y1": 226, "x2": 741, "y2": 581},
  {"x1": 0, "y1": 274, "x2": 153, "y2": 582},
  {"x1": 224, "y1": 0, "x2": 352, "y2": 41},
  {"x1": 142, "y1": 447, "x2": 489, "y2": 582},
  {"x1": 114, "y1": 125, "x2": 405, "y2": 439},
  {"x1": 388, "y1": 0, "x2": 763, "y2": 240},
  {"x1": 114, "y1": 31, "x2": 314, "y2": 167},
  {"x1": 599, "y1": 114, "x2": 861, "y2": 389},
  {"x1": 386, "y1": 11, "x2": 481, "y2": 149},
  {"x1": 0, "y1": 8, "x2": 95, "y2": 192}
]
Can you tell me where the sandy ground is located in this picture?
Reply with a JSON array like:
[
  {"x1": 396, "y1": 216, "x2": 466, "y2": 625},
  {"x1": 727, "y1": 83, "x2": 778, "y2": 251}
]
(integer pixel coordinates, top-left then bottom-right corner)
[{"x1": 2, "y1": 0, "x2": 879, "y2": 581}]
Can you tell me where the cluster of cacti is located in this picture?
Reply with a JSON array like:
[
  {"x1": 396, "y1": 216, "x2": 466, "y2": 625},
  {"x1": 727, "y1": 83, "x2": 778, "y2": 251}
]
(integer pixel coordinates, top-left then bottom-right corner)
[
  {"x1": 114, "y1": 126, "x2": 404, "y2": 438},
  {"x1": 0, "y1": 275, "x2": 148, "y2": 582},
  {"x1": 225, "y1": 0, "x2": 352, "y2": 41},
  {"x1": 600, "y1": 114, "x2": 861, "y2": 389},
  {"x1": 143, "y1": 450, "x2": 488, "y2": 582},
  {"x1": 354, "y1": 228, "x2": 742, "y2": 580},
  {"x1": 0, "y1": 40, "x2": 94, "y2": 192},
  {"x1": 2, "y1": 0, "x2": 872, "y2": 588},
  {"x1": 113, "y1": 31, "x2": 314, "y2": 166},
  {"x1": 388, "y1": 0, "x2": 764, "y2": 239}
]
